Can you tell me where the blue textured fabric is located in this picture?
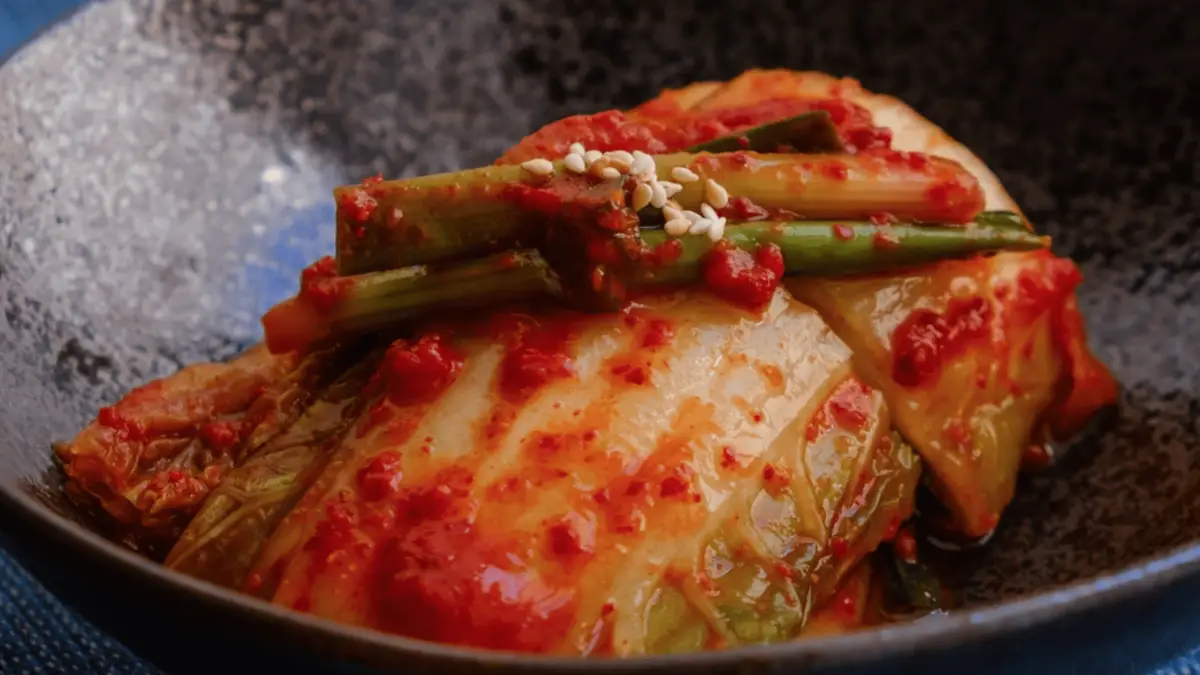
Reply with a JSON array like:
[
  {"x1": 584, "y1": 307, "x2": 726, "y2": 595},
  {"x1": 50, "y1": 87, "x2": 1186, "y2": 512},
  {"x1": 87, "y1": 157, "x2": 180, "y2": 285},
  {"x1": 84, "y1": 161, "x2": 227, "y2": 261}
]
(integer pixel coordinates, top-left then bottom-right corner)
[
  {"x1": 1, "y1": 2, "x2": 1199, "y2": 674},
  {"x1": 0, "y1": 552, "x2": 159, "y2": 675}
]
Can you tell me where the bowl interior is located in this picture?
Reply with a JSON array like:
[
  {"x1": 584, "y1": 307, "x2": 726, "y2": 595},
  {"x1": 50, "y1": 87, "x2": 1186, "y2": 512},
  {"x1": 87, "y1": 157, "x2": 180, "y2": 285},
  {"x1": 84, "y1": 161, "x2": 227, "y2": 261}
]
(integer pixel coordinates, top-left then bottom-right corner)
[{"x1": 0, "y1": 0, "x2": 1197, "y2": 636}]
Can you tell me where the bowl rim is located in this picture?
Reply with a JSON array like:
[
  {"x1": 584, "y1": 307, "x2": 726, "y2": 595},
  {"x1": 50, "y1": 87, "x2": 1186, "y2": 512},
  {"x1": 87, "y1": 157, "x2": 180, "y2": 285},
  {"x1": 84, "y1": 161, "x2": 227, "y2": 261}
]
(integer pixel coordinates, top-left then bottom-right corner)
[
  {"x1": 4, "y1": 2, "x2": 1200, "y2": 669},
  {"x1": 5, "y1": 483, "x2": 1200, "y2": 671}
]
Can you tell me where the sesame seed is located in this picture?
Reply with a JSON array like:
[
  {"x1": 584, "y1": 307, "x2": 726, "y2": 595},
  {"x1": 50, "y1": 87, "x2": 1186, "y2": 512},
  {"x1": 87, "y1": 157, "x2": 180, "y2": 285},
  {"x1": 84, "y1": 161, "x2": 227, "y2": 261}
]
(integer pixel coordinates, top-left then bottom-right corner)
[
  {"x1": 671, "y1": 166, "x2": 700, "y2": 183},
  {"x1": 569, "y1": 142, "x2": 586, "y2": 156},
  {"x1": 662, "y1": 205, "x2": 684, "y2": 222},
  {"x1": 630, "y1": 151, "x2": 655, "y2": 176},
  {"x1": 705, "y1": 178, "x2": 729, "y2": 208},
  {"x1": 688, "y1": 219, "x2": 712, "y2": 235},
  {"x1": 631, "y1": 182, "x2": 654, "y2": 211},
  {"x1": 664, "y1": 218, "x2": 692, "y2": 236},
  {"x1": 700, "y1": 203, "x2": 718, "y2": 220},
  {"x1": 659, "y1": 181, "x2": 683, "y2": 198},
  {"x1": 707, "y1": 217, "x2": 726, "y2": 241},
  {"x1": 607, "y1": 156, "x2": 633, "y2": 172},
  {"x1": 520, "y1": 158, "x2": 555, "y2": 176},
  {"x1": 682, "y1": 210, "x2": 704, "y2": 224},
  {"x1": 584, "y1": 150, "x2": 603, "y2": 165},
  {"x1": 599, "y1": 167, "x2": 622, "y2": 180},
  {"x1": 606, "y1": 150, "x2": 634, "y2": 165},
  {"x1": 564, "y1": 153, "x2": 586, "y2": 174},
  {"x1": 650, "y1": 182, "x2": 668, "y2": 208}
]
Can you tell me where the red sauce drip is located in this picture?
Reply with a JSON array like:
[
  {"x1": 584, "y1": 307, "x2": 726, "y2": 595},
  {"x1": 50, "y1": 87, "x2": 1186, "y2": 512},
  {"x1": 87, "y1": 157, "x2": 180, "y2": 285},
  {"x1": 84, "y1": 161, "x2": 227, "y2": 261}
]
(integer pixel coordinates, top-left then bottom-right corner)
[
  {"x1": 594, "y1": 436, "x2": 702, "y2": 532},
  {"x1": 597, "y1": 208, "x2": 636, "y2": 232},
  {"x1": 720, "y1": 446, "x2": 740, "y2": 470},
  {"x1": 721, "y1": 196, "x2": 770, "y2": 222},
  {"x1": 807, "y1": 377, "x2": 874, "y2": 442},
  {"x1": 805, "y1": 99, "x2": 892, "y2": 153},
  {"x1": 609, "y1": 362, "x2": 649, "y2": 386},
  {"x1": 199, "y1": 420, "x2": 242, "y2": 454},
  {"x1": 924, "y1": 177, "x2": 978, "y2": 222},
  {"x1": 338, "y1": 188, "x2": 377, "y2": 224},
  {"x1": 374, "y1": 518, "x2": 574, "y2": 652},
  {"x1": 762, "y1": 463, "x2": 792, "y2": 493},
  {"x1": 244, "y1": 572, "x2": 263, "y2": 593},
  {"x1": 903, "y1": 152, "x2": 930, "y2": 171},
  {"x1": 692, "y1": 155, "x2": 721, "y2": 173},
  {"x1": 374, "y1": 466, "x2": 576, "y2": 648},
  {"x1": 395, "y1": 468, "x2": 474, "y2": 525},
  {"x1": 357, "y1": 451, "x2": 404, "y2": 501},
  {"x1": 534, "y1": 433, "x2": 564, "y2": 456},
  {"x1": 498, "y1": 319, "x2": 577, "y2": 402},
  {"x1": 702, "y1": 244, "x2": 784, "y2": 310},
  {"x1": 829, "y1": 536, "x2": 850, "y2": 558},
  {"x1": 725, "y1": 151, "x2": 755, "y2": 169},
  {"x1": 641, "y1": 319, "x2": 674, "y2": 349},
  {"x1": 774, "y1": 562, "x2": 798, "y2": 581},
  {"x1": 891, "y1": 296, "x2": 993, "y2": 388},
  {"x1": 500, "y1": 183, "x2": 566, "y2": 218},
  {"x1": 96, "y1": 405, "x2": 147, "y2": 441},
  {"x1": 842, "y1": 125, "x2": 894, "y2": 153},
  {"x1": 644, "y1": 238, "x2": 684, "y2": 268},
  {"x1": 546, "y1": 512, "x2": 596, "y2": 563},
  {"x1": 873, "y1": 228, "x2": 900, "y2": 249},
  {"x1": 304, "y1": 499, "x2": 358, "y2": 562},
  {"x1": 894, "y1": 527, "x2": 918, "y2": 562},
  {"x1": 837, "y1": 593, "x2": 857, "y2": 618},
  {"x1": 881, "y1": 515, "x2": 901, "y2": 542},
  {"x1": 1010, "y1": 256, "x2": 1084, "y2": 319},
  {"x1": 586, "y1": 238, "x2": 624, "y2": 267},
  {"x1": 658, "y1": 468, "x2": 695, "y2": 499},
  {"x1": 620, "y1": 308, "x2": 675, "y2": 350},
  {"x1": 817, "y1": 160, "x2": 849, "y2": 181},
  {"x1": 832, "y1": 223, "x2": 855, "y2": 241},
  {"x1": 299, "y1": 256, "x2": 356, "y2": 313},
  {"x1": 980, "y1": 512, "x2": 1000, "y2": 532},
  {"x1": 383, "y1": 334, "x2": 465, "y2": 406},
  {"x1": 944, "y1": 418, "x2": 973, "y2": 447},
  {"x1": 1022, "y1": 444, "x2": 1054, "y2": 470},
  {"x1": 830, "y1": 381, "x2": 872, "y2": 430}
]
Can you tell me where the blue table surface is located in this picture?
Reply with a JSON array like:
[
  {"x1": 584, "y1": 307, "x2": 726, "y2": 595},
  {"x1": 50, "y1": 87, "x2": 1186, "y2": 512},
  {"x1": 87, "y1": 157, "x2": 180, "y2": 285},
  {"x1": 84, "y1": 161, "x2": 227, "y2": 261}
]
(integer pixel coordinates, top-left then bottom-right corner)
[{"x1": 2, "y1": 2, "x2": 1200, "y2": 674}]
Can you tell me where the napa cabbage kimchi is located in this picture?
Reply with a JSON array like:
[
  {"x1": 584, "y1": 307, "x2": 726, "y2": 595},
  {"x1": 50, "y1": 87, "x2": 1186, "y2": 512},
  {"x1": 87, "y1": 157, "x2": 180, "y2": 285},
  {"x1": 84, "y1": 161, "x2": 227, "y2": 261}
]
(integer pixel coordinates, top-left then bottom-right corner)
[{"x1": 55, "y1": 69, "x2": 1115, "y2": 656}]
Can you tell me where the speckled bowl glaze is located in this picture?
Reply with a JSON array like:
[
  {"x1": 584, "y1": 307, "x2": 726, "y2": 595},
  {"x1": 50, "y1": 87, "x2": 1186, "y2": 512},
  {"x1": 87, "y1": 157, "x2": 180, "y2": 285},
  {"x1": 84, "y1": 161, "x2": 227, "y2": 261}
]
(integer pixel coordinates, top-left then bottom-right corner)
[{"x1": 0, "y1": 1, "x2": 1197, "y2": 673}]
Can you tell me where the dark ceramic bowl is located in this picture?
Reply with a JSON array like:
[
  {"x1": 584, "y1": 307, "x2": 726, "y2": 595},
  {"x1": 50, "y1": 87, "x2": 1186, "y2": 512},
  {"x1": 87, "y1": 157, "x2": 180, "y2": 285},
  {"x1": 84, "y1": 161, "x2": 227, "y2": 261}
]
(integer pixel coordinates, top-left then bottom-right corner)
[{"x1": 1, "y1": 1, "x2": 1197, "y2": 673}]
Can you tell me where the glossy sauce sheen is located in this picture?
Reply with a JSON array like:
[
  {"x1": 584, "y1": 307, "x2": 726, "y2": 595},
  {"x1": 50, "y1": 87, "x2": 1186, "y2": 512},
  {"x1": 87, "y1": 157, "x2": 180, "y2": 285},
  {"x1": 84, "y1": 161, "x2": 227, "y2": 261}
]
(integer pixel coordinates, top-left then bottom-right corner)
[
  {"x1": 787, "y1": 250, "x2": 1113, "y2": 538},
  {"x1": 248, "y1": 290, "x2": 914, "y2": 654}
]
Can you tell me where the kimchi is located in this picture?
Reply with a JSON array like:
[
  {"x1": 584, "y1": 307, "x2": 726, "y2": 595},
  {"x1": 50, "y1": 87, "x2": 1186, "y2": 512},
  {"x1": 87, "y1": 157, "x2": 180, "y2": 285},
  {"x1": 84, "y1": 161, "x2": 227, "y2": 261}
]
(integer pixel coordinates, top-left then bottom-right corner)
[{"x1": 55, "y1": 69, "x2": 1116, "y2": 654}]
